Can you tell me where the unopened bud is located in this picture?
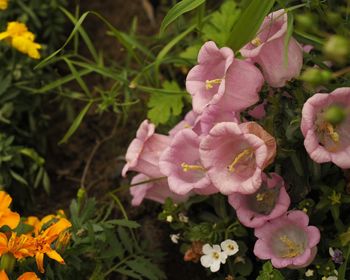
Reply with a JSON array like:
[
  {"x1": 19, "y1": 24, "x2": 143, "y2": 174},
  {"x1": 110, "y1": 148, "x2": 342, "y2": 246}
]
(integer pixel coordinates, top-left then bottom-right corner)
[
  {"x1": 324, "y1": 105, "x2": 347, "y2": 125},
  {"x1": 324, "y1": 35, "x2": 350, "y2": 64},
  {"x1": 0, "y1": 253, "x2": 15, "y2": 273},
  {"x1": 300, "y1": 68, "x2": 332, "y2": 85}
]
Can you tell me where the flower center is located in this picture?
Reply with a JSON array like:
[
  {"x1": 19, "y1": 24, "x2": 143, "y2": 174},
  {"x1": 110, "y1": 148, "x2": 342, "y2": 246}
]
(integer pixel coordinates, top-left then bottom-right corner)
[
  {"x1": 279, "y1": 235, "x2": 303, "y2": 258},
  {"x1": 318, "y1": 121, "x2": 340, "y2": 143},
  {"x1": 227, "y1": 244, "x2": 235, "y2": 250},
  {"x1": 212, "y1": 251, "x2": 220, "y2": 260},
  {"x1": 251, "y1": 37, "x2": 262, "y2": 47},
  {"x1": 205, "y1": 78, "x2": 223, "y2": 90},
  {"x1": 247, "y1": 184, "x2": 280, "y2": 215},
  {"x1": 181, "y1": 162, "x2": 205, "y2": 172},
  {"x1": 227, "y1": 148, "x2": 253, "y2": 172}
]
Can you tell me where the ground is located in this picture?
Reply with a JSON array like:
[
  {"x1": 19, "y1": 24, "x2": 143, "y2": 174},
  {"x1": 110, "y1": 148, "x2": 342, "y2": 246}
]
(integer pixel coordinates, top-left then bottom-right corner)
[{"x1": 40, "y1": 1, "x2": 207, "y2": 279}]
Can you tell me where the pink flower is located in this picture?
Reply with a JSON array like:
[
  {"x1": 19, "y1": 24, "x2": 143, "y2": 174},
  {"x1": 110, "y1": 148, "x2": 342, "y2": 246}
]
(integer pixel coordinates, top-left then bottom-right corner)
[
  {"x1": 228, "y1": 173, "x2": 290, "y2": 228},
  {"x1": 214, "y1": 59, "x2": 264, "y2": 113},
  {"x1": 169, "y1": 110, "x2": 199, "y2": 137},
  {"x1": 254, "y1": 210, "x2": 320, "y2": 268},
  {"x1": 186, "y1": 41, "x2": 234, "y2": 113},
  {"x1": 192, "y1": 104, "x2": 239, "y2": 136},
  {"x1": 159, "y1": 129, "x2": 217, "y2": 195},
  {"x1": 130, "y1": 173, "x2": 189, "y2": 206},
  {"x1": 122, "y1": 120, "x2": 170, "y2": 178},
  {"x1": 199, "y1": 122, "x2": 276, "y2": 195},
  {"x1": 248, "y1": 101, "x2": 267, "y2": 120},
  {"x1": 301, "y1": 87, "x2": 350, "y2": 169},
  {"x1": 241, "y1": 9, "x2": 303, "y2": 88}
]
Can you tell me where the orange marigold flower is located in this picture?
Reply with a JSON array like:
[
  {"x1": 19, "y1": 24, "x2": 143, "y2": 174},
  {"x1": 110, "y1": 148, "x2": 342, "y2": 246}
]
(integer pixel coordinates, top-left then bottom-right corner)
[
  {"x1": 0, "y1": 191, "x2": 20, "y2": 229},
  {"x1": 0, "y1": 232, "x2": 35, "y2": 260},
  {"x1": 0, "y1": 270, "x2": 8, "y2": 280},
  {"x1": 17, "y1": 272, "x2": 40, "y2": 280},
  {"x1": 0, "y1": 270, "x2": 40, "y2": 280},
  {"x1": 33, "y1": 218, "x2": 71, "y2": 273}
]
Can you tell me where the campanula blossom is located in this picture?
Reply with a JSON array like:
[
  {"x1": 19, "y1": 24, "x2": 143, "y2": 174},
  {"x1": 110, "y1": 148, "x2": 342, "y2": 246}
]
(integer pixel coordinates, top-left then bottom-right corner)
[{"x1": 254, "y1": 210, "x2": 320, "y2": 268}]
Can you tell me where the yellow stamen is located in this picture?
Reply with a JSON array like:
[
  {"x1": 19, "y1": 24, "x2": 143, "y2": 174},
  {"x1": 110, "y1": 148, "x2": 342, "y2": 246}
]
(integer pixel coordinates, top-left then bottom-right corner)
[
  {"x1": 279, "y1": 235, "x2": 302, "y2": 258},
  {"x1": 325, "y1": 123, "x2": 339, "y2": 143},
  {"x1": 227, "y1": 149, "x2": 253, "y2": 172},
  {"x1": 205, "y1": 79, "x2": 223, "y2": 90},
  {"x1": 181, "y1": 162, "x2": 205, "y2": 172},
  {"x1": 212, "y1": 252, "x2": 220, "y2": 260},
  {"x1": 251, "y1": 37, "x2": 262, "y2": 47},
  {"x1": 256, "y1": 193, "x2": 265, "y2": 201}
]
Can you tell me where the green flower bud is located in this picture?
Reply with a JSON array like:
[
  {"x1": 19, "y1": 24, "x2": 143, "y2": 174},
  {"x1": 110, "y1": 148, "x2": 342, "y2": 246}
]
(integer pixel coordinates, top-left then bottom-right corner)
[
  {"x1": 300, "y1": 68, "x2": 332, "y2": 85},
  {"x1": 324, "y1": 105, "x2": 347, "y2": 125},
  {"x1": 323, "y1": 35, "x2": 350, "y2": 64},
  {"x1": 296, "y1": 14, "x2": 317, "y2": 30},
  {"x1": 0, "y1": 253, "x2": 16, "y2": 273}
]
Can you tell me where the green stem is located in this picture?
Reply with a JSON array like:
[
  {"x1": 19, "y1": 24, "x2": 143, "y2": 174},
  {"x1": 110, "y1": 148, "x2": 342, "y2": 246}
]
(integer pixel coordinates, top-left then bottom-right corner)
[{"x1": 338, "y1": 245, "x2": 350, "y2": 279}]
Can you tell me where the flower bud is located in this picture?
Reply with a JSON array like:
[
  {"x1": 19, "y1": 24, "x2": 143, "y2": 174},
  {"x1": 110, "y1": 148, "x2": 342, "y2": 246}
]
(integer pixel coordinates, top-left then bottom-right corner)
[
  {"x1": 324, "y1": 105, "x2": 347, "y2": 125},
  {"x1": 323, "y1": 35, "x2": 350, "y2": 64},
  {"x1": 300, "y1": 68, "x2": 332, "y2": 85},
  {"x1": 0, "y1": 253, "x2": 15, "y2": 273}
]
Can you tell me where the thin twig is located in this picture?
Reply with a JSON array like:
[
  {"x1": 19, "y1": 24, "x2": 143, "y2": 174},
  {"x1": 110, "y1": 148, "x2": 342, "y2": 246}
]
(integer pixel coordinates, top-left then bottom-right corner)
[{"x1": 80, "y1": 118, "x2": 118, "y2": 189}]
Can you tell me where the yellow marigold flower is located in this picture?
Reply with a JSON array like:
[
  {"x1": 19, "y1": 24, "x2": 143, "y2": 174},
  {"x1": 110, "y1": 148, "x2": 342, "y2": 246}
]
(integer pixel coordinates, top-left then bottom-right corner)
[
  {"x1": 0, "y1": 232, "x2": 35, "y2": 260},
  {"x1": 0, "y1": 191, "x2": 20, "y2": 229},
  {"x1": 33, "y1": 218, "x2": 71, "y2": 273},
  {"x1": 17, "y1": 272, "x2": 40, "y2": 280},
  {"x1": 0, "y1": 22, "x2": 41, "y2": 59},
  {"x1": 0, "y1": 0, "x2": 8, "y2": 10}
]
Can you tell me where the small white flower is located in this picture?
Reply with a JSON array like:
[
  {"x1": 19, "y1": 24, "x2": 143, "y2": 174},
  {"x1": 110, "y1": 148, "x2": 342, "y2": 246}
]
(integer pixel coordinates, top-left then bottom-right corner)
[
  {"x1": 220, "y1": 239, "x2": 239, "y2": 256},
  {"x1": 326, "y1": 276, "x2": 338, "y2": 280},
  {"x1": 170, "y1": 233, "x2": 180, "y2": 244},
  {"x1": 166, "y1": 215, "x2": 173, "y2": 223},
  {"x1": 329, "y1": 247, "x2": 335, "y2": 257},
  {"x1": 178, "y1": 213, "x2": 189, "y2": 223},
  {"x1": 200, "y1": 244, "x2": 227, "y2": 272},
  {"x1": 305, "y1": 269, "x2": 314, "y2": 277}
]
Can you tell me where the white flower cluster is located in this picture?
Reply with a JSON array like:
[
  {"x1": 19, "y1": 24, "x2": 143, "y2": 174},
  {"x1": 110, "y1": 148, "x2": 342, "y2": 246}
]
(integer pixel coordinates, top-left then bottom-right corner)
[{"x1": 200, "y1": 239, "x2": 239, "y2": 272}]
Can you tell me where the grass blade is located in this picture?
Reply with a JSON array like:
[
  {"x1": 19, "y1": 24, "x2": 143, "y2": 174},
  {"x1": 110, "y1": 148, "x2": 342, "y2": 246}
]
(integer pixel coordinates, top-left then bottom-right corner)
[
  {"x1": 227, "y1": 0, "x2": 275, "y2": 51},
  {"x1": 160, "y1": 0, "x2": 205, "y2": 35}
]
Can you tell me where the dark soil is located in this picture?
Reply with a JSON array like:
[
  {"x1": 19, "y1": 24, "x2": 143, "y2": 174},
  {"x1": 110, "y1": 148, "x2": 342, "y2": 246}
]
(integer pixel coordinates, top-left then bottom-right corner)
[{"x1": 40, "y1": 1, "x2": 208, "y2": 279}]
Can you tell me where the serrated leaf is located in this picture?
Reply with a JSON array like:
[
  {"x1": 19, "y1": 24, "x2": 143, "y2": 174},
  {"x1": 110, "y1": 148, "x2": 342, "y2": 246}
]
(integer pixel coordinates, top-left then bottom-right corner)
[
  {"x1": 202, "y1": 0, "x2": 241, "y2": 47},
  {"x1": 116, "y1": 267, "x2": 142, "y2": 280},
  {"x1": 147, "y1": 81, "x2": 184, "y2": 125},
  {"x1": 160, "y1": 0, "x2": 205, "y2": 35},
  {"x1": 126, "y1": 257, "x2": 166, "y2": 280},
  {"x1": 118, "y1": 227, "x2": 133, "y2": 253}
]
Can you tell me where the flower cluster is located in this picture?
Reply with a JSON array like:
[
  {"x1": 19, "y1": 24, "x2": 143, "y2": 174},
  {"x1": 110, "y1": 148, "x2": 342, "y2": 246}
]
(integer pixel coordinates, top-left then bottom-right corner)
[
  {"x1": 123, "y1": 9, "x2": 325, "y2": 271},
  {"x1": 0, "y1": 22, "x2": 41, "y2": 59},
  {"x1": 0, "y1": 191, "x2": 71, "y2": 278},
  {"x1": 200, "y1": 240, "x2": 239, "y2": 272}
]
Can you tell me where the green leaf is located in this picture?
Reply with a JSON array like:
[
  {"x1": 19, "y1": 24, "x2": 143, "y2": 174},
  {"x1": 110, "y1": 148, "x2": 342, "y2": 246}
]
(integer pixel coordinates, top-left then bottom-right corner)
[
  {"x1": 59, "y1": 100, "x2": 94, "y2": 144},
  {"x1": 202, "y1": 0, "x2": 241, "y2": 47},
  {"x1": 160, "y1": 0, "x2": 205, "y2": 35},
  {"x1": 116, "y1": 267, "x2": 142, "y2": 280},
  {"x1": 257, "y1": 261, "x2": 285, "y2": 280},
  {"x1": 227, "y1": 0, "x2": 275, "y2": 51},
  {"x1": 147, "y1": 81, "x2": 184, "y2": 125},
  {"x1": 126, "y1": 257, "x2": 166, "y2": 280},
  {"x1": 9, "y1": 170, "x2": 28, "y2": 186},
  {"x1": 107, "y1": 219, "x2": 140, "y2": 229}
]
